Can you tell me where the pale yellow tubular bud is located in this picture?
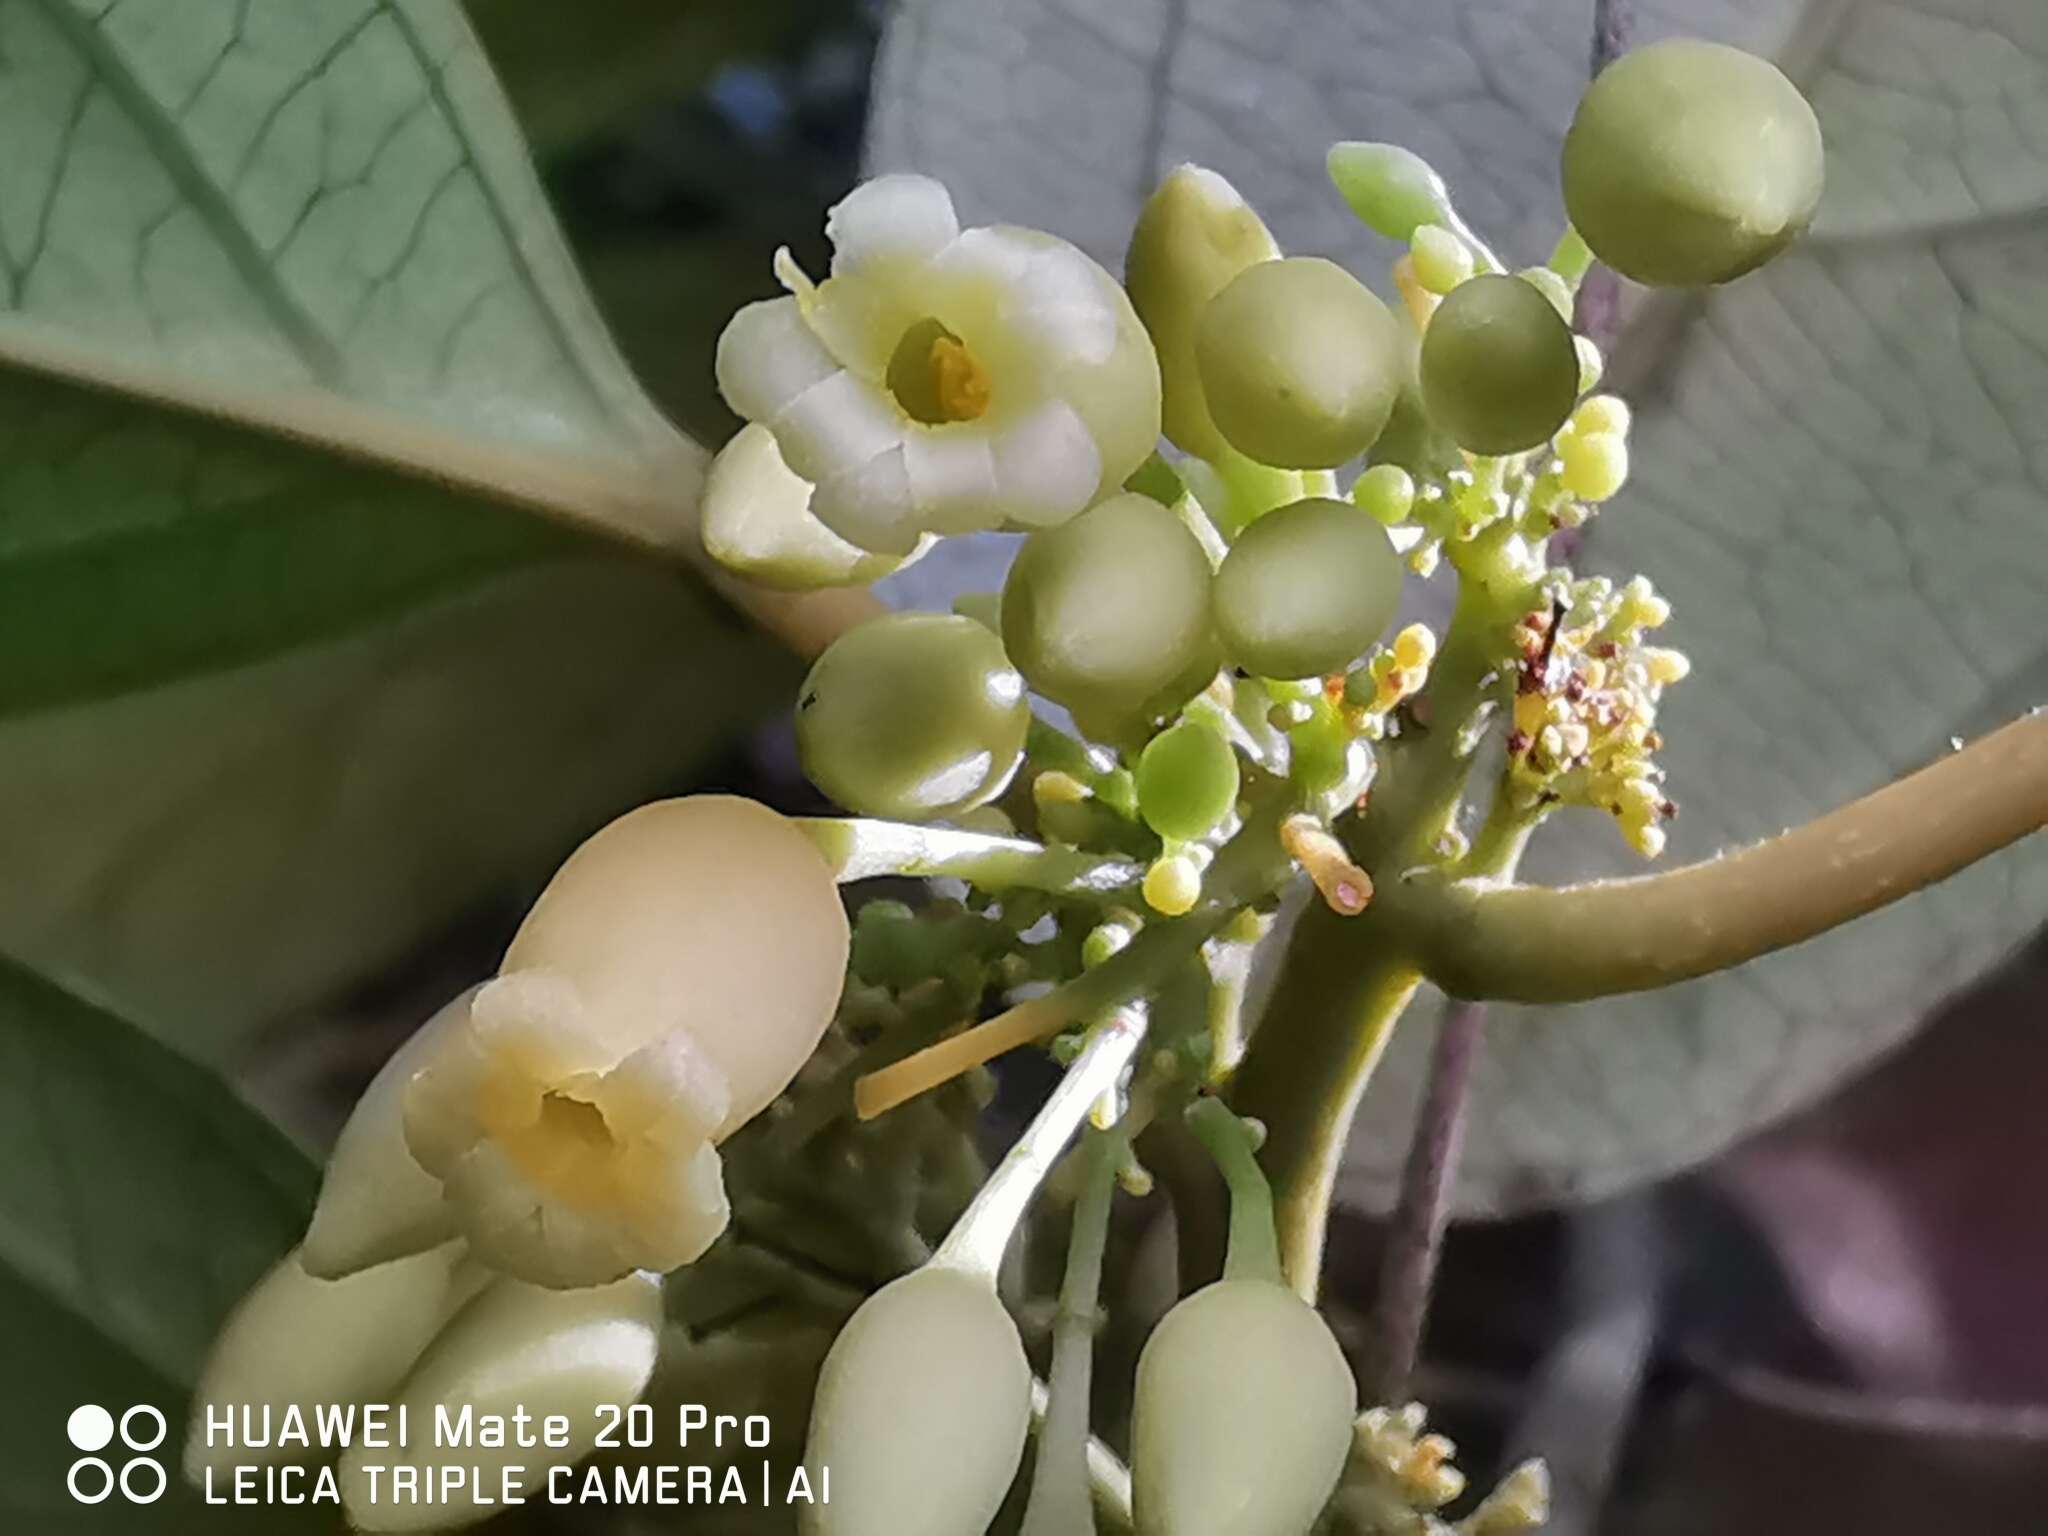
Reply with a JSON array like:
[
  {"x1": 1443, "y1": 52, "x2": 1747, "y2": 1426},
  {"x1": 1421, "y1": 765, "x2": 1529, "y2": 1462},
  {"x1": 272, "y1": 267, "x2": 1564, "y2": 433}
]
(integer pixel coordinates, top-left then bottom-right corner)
[
  {"x1": 803, "y1": 1267, "x2": 1032, "y2": 1536},
  {"x1": 702, "y1": 423, "x2": 932, "y2": 590},
  {"x1": 1556, "y1": 431, "x2": 1629, "y2": 501},
  {"x1": 301, "y1": 988, "x2": 476, "y2": 1279},
  {"x1": 1132, "y1": 1280, "x2": 1356, "y2": 1536},
  {"x1": 1571, "y1": 394, "x2": 1632, "y2": 438},
  {"x1": 1409, "y1": 224, "x2": 1474, "y2": 295},
  {"x1": 1125, "y1": 165, "x2": 1282, "y2": 461},
  {"x1": 339, "y1": 1272, "x2": 663, "y2": 1533},
  {"x1": 185, "y1": 1243, "x2": 479, "y2": 1484},
  {"x1": 502, "y1": 795, "x2": 849, "y2": 1129}
]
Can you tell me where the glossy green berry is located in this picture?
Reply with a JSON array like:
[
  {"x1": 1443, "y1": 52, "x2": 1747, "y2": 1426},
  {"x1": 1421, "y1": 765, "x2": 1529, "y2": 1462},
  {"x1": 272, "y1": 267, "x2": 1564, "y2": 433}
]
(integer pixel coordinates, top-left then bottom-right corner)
[
  {"x1": 1195, "y1": 258, "x2": 1402, "y2": 469},
  {"x1": 1136, "y1": 720, "x2": 1240, "y2": 842},
  {"x1": 1562, "y1": 39, "x2": 1823, "y2": 287},
  {"x1": 1419, "y1": 273, "x2": 1579, "y2": 455},
  {"x1": 1353, "y1": 463, "x2": 1415, "y2": 526},
  {"x1": 1127, "y1": 166, "x2": 1283, "y2": 462},
  {"x1": 798, "y1": 614, "x2": 1029, "y2": 822},
  {"x1": 1214, "y1": 497, "x2": 1402, "y2": 679},
  {"x1": 803, "y1": 1267, "x2": 1031, "y2": 1536},
  {"x1": 1002, "y1": 492, "x2": 1219, "y2": 729},
  {"x1": 1132, "y1": 1279, "x2": 1357, "y2": 1536}
]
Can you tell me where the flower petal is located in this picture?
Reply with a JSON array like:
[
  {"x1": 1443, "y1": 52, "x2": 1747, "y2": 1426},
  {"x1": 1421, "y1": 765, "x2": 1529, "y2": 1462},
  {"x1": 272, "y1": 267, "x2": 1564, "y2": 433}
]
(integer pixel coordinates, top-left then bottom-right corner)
[
  {"x1": 827, "y1": 173, "x2": 960, "y2": 275},
  {"x1": 812, "y1": 446, "x2": 922, "y2": 555},
  {"x1": 990, "y1": 397, "x2": 1103, "y2": 527},
  {"x1": 771, "y1": 369, "x2": 907, "y2": 487},
  {"x1": 715, "y1": 296, "x2": 840, "y2": 423},
  {"x1": 1003, "y1": 236, "x2": 1119, "y2": 365},
  {"x1": 905, "y1": 427, "x2": 1002, "y2": 534},
  {"x1": 703, "y1": 423, "x2": 928, "y2": 589}
]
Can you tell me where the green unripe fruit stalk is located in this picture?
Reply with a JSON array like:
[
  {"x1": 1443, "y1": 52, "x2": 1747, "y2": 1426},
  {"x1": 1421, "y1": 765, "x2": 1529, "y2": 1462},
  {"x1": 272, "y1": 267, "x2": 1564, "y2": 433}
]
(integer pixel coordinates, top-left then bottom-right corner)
[
  {"x1": 1136, "y1": 719, "x2": 1241, "y2": 842},
  {"x1": 1126, "y1": 165, "x2": 1283, "y2": 462},
  {"x1": 1131, "y1": 1279, "x2": 1358, "y2": 1536},
  {"x1": 1419, "y1": 273, "x2": 1581, "y2": 455},
  {"x1": 1195, "y1": 257, "x2": 1401, "y2": 469},
  {"x1": 1562, "y1": 38, "x2": 1823, "y2": 287},
  {"x1": 802, "y1": 1267, "x2": 1032, "y2": 1536},
  {"x1": 1213, "y1": 497, "x2": 1403, "y2": 679},
  {"x1": 1003, "y1": 492, "x2": 1220, "y2": 729},
  {"x1": 798, "y1": 614, "x2": 1029, "y2": 822}
]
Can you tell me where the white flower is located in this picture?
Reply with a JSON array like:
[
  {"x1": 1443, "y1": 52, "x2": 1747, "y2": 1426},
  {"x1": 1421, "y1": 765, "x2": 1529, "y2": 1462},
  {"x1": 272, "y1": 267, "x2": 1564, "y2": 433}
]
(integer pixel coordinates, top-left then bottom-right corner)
[
  {"x1": 299, "y1": 796, "x2": 851, "y2": 1291},
  {"x1": 715, "y1": 174, "x2": 1161, "y2": 555}
]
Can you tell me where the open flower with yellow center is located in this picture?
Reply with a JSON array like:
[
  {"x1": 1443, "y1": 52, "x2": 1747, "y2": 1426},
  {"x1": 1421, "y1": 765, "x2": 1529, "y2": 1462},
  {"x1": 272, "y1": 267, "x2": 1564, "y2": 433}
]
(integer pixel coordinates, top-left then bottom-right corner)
[
  {"x1": 714, "y1": 174, "x2": 1162, "y2": 555},
  {"x1": 300, "y1": 796, "x2": 850, "y2": 1291}
]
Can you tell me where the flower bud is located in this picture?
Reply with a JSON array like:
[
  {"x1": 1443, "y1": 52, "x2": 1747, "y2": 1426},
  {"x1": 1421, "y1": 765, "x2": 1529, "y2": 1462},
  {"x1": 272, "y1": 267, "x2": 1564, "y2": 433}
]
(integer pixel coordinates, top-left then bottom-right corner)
[
  {"x1": 1325, "y1": 142, "x2": 1456, "y2": 244},
  {"x1": 185, "y1": 1243, "x2": 480, "y2": 1482},
  {"x1": 339, "y1": 1272, "x2": 663, "y2": 1532},
  {"x1": 802, "y1": 1267, "x2": 1031, "y2": 1536},
  {"x1": 1126, "y1": 165, "x2": 1282, "y2": 462},
  {"x1": 1132, "y1": 1279, "x2": 1356, "y2": 1536},
  {"x1": 302, "y1": 990, "x2": 478, "y2": 1277}
]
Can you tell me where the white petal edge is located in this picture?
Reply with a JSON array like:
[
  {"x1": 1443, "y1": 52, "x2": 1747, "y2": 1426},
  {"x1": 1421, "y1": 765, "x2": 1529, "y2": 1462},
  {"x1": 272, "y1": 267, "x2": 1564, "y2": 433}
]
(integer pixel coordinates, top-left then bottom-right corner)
[
  {"x1": 812, "y1": 446, "x2": 922, "y2": 555},
  {"x1": 715, "y1": 296, "x2": 840, "y2": 423},
  {"x1": 991, "y1": 397, "x2": 1103, "y2": 527},
  {"x1": 771, "y1": 369, "x2": 908, "y2": 488},
  {"x1": 827, "y1": 174, "x2": 961, "y2": 275},
  {"x1": 905, "y1": 427, "x2": 1003, "y2": 535}
]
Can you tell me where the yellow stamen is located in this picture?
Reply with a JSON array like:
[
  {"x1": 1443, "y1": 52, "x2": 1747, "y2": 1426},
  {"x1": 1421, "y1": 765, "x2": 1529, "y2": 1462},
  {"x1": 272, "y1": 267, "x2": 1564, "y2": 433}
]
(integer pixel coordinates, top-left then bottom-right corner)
[{"x1": 929, "y1": 335, "x2": 992, "y2": 421}]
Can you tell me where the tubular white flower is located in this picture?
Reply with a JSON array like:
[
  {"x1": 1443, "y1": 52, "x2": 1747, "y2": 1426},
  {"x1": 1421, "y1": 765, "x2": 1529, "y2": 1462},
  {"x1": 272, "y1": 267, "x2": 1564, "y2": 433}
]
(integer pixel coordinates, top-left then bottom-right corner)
[
  {"x1": 714, "y1": 174, "x2": 1160, "y2": 554},
  {"x1": 303, "y1": 795, "x2": 851, "y2": 1291},
  {"x1": 339, "y1": 1272, "x2": 664, "y2": 1533},
  {"x1": 185, "y1": 1243, "x2": 481, "y2": 1483}
]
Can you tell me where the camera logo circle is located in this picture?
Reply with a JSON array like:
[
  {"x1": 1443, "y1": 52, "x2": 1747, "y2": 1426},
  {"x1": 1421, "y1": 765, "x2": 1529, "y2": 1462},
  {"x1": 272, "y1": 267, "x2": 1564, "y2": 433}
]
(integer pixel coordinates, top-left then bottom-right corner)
[{"x1": 67, "y1": 1404, "x2": 167, "y2": 1504}]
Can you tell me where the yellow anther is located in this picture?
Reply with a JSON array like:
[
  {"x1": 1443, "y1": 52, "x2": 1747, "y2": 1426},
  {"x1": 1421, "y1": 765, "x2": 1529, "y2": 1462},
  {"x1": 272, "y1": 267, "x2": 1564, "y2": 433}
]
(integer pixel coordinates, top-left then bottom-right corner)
[{"x1": 929, "y1": 335, "x2": 993, "y2": 422}]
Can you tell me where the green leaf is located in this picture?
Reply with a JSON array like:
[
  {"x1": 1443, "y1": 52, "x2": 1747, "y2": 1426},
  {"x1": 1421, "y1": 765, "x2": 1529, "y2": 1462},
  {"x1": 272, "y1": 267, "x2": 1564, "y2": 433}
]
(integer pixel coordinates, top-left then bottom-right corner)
[
  {"x1": 0, "y1": 0, "x2": 809, "y2": 1052},
  {"x1": 0, "y1": 954, "x2": 317, "y2": 1529},
  {"x1": 870, "y1": 0, "x2": 2048, "y2": 1212}
]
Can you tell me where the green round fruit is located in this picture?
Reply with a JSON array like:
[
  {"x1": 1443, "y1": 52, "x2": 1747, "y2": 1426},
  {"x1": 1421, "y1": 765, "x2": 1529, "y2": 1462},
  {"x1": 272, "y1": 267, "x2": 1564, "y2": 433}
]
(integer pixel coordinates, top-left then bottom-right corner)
[
  {"x1": 1001, "y1": 492, "x2": 1219, "y2": 728},
  {"x1": 1195, "y1": 257, "x2": 1401, "y2": 469},
  {"x1": 1419, "y1": 273, "x2": 1579, "y2": 455},
  {"x1": 1562, "y1": 39, "x2": 1823, "y2": 287},
  {"x1": 1213, "y1": 498, "x2": 1402, "y2": 679},
  {"x1": 797, "y1": 614, "x2": 1029, "y2": 822},
  {"x1": 1136, "y1": 720, "x2": 1241, "y2": 842}
]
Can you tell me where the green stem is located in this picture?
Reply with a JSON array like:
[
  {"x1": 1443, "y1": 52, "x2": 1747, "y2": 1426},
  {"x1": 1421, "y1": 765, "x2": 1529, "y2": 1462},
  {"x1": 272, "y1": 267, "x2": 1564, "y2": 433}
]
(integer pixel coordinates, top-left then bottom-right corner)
[
  {"x1": 1020, "y1": 1130, "x2": 1121, "y2": 1536},
  {"x1": 1228, "y1": 921, "x2": 1421, "y2": 1298},
  {"x1": 796, "y1": 817, "x2": 1142, "y2": 897},
  {"x1": 1185, "y1": 1096, "x2": 1283, "y2": 1286},
  {"x1": 1547, "y1": 226, "x2": 1595, "y2": 287},
  {"x1": 1404, "y1": 709, "x2": 2048, "y2": 1003},
  {"x1": 1027, "y1": 1380, "x2": 1135, "y2": 1533},
  {"x1": 932, "y1": 1005, "x2": 1148, "y2": 1284}
]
